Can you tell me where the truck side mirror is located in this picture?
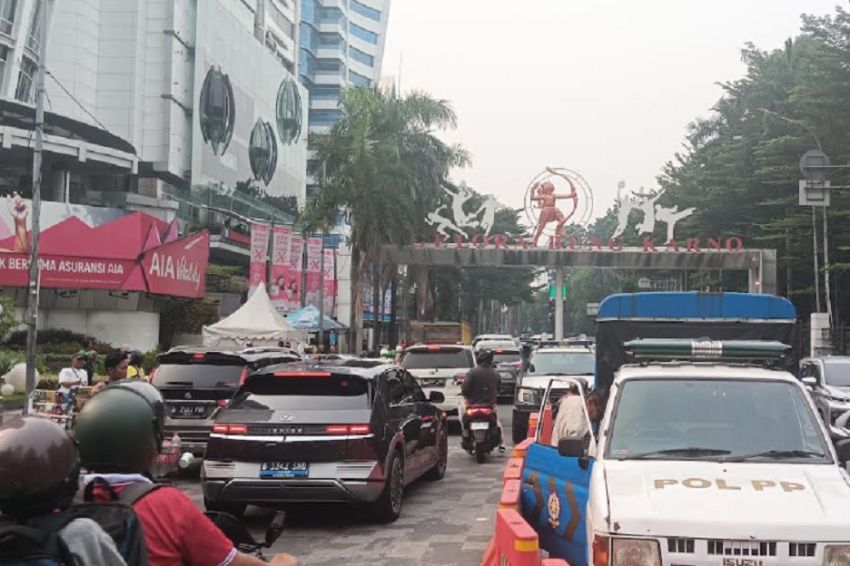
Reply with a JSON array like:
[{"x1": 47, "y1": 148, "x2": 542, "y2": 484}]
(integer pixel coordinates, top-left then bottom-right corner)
[
  {"x1": 557, "y1": 438, "x2": 585, "y2": 458},
  {"x1": 802, "y1": 376, "x2": 817, "y2": 387}
]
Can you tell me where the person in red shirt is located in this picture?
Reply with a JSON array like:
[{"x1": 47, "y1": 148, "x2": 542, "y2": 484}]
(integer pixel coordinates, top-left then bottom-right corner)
[{"x1": 74, "y1": 381, "x2": 298, "y2": 566}]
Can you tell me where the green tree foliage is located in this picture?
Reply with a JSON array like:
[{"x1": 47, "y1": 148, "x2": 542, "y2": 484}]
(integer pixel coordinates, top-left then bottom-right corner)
[
  {"x1": 300, "y1": 87, "x2": 469, "y2": 347},
  {"x1": 646, "y1": 6, "x2": 850, "y2": 323}
]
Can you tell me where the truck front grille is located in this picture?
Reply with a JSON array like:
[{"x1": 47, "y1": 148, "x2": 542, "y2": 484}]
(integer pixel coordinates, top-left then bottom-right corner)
[{"x1": 707, "y1": 540, "x2": 777, "y2": 557}]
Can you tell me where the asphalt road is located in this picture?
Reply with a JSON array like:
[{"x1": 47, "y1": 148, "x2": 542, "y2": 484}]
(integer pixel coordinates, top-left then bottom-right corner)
[{"x1": 174, "y1": 410, "x2": 515, "y2": 566}]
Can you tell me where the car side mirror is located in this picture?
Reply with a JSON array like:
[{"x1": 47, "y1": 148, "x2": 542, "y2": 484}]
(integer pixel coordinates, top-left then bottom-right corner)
[
  {"x1": 836, "y1": 439, "x2": 850, "y2": 466},
  {"x1": 557, "y1": 438, "x2": 585, "y2": 458},
  {"x1": 802, "y1": 376, "x2": 817, "y2": 387},
  {"x1": 429, "y1": 391, "x2": 445, "y2": 403}
]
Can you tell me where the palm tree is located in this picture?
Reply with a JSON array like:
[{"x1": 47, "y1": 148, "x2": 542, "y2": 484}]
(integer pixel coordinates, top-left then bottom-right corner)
[{"x1": 301, "y1": 87, "x2": 468, "y2": 351}]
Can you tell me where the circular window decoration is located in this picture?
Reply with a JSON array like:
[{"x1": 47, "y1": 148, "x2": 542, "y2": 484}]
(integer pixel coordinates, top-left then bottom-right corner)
[
  {"x1": 249, "y1": 118, "x2": 278, "y2": 185},
  {"x1": 276, "y1": 78, "x2": 303, "y2": 144},
  {"x1": 198, "y1": 65, "x2": 236, "y2": 156}
]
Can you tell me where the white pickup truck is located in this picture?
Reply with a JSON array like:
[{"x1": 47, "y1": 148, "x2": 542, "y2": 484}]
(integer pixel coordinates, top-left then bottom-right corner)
[{"x1": 520, "y1": 339, "x2": 850, "y2": 566}]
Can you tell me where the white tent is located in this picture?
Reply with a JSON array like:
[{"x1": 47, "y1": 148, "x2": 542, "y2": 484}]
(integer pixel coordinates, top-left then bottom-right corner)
[{"x1": 203, "y1": 282, "x2": 307, "y2": 349}]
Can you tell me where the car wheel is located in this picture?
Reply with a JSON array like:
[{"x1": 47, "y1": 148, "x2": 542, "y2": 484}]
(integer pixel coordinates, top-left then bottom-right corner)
[
  {"x1": 512, "y1": 412, "x2": 529, "y2": 445},
  {"x1": 203, "y1": 498, "x2": 246, "y2": 519},
  {"x1": 370, "y1": 452, "x2": 404, "y2": 523},
  {"x1": 424, "y1": 428, "x2": 448, "y2": 481}
]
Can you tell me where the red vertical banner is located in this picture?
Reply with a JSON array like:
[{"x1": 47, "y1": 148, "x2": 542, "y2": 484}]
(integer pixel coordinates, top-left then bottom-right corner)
[
  {"x1": 249, "y1": 223, "x2": 271, "y2": 294},
  {"x1": 304, "y1": 237, "x2": 322, "y2": 307},
  {"x1": 269, "y1": 226, "x2": 292, "y2": 311},
  {"x1": 287, "y1": 235, "x2": 304, "y2": 309},
  {"x1": 323, "y1": 249, "x2": 336, "y2": 317}
]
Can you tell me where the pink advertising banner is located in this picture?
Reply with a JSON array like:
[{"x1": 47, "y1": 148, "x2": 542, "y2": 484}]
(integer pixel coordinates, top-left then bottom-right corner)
[
  {"x1": 304, "y1": 237, "x2": 322, "y2": 307},
  {"x1": 288, "y1": 235, "x2": 304, "y2": 307},
  {"x1": 249, "y1": 222, "x2": 271, "y2": 293},
  {"x1": 322, "y1": 249, "x2": 336, "y2": 317},
  {"x1": 0, "y1": 195, "x2": 209, "y2": 298},
  {"x1": 141, "y1": 231, "x2": 210, "y2": 298},
  {"x1": 269, "y1": 226, "x2": 293, "y2": 311}
]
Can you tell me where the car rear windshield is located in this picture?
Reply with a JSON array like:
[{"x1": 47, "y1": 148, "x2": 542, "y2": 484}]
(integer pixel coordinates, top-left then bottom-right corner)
[
  {"x1": 230, "y1": 375, "x2": 370, "y2": 410},
  {"x1": 528, "y1": 352, "x2": 595, "y2": 375},
  {"x1": 401, "y1": 349, "x2": 473, "y2": 369},
  {"x1": 154, "y1": 363, "x2": 244, "y2": 389},
  {"x1": 823, "y1": 359, "x2": 850, "y2": 386},
  {"x1": 494, "y1": 352, "x2": 522, "y2": 363}
]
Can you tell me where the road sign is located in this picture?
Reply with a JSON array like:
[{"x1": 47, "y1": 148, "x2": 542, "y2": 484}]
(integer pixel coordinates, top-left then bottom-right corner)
[
  {"x1": 800, "y1": 149, "x2": 831, "y2": 182},
  {"x1": 799, "y1": 179, "x2": 831, "y2": 207}
]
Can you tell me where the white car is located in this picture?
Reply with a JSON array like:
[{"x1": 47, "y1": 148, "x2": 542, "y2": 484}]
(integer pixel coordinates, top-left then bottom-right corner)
[
  {"x1": 474, "y1": 339, "x2": 520, "y2": 352},
  {"x1": 400, "y1": 344, "x2": 474, "y2": 418},
  {"x1": 521, "y1": 339, "x2": 850, "y2": 566},
  {"x1": 472, "y1": 334, "x2": 514, "y2": 348}
]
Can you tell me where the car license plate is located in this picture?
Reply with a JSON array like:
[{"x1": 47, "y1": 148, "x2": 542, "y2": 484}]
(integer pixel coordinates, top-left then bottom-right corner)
[
  {"x1": 259, "y1": 461, "x2": 309, "y2": 478},
  {"x1": 470, "y1": 422, "x2": 490, "y2": 431},
  {"x1": 421, "y1": 378, "x2": 444, "y2": 388},
  {"x1": 171, "y1": 403, "x2": 207, "y2": 418}
]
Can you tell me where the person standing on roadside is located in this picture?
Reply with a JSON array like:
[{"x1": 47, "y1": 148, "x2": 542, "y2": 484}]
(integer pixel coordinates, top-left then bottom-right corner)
[
  {"x1": 58, "y1": 351, "x2": 89, "y2": 396},
  {"x1": 91, "y1": 350, "x2": 130, "y2": 395},
  {"x1": 83, "y1": 339, "x2": 98, "y2": 383}
]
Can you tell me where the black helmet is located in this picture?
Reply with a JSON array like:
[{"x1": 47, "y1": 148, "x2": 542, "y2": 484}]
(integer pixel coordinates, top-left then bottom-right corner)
[
  {"x1": 109, "y1": 379, "x2": 165, "y2": 436},
  {"x1": 75, "y1": 383, "x2": 163, "y2": 474},
  {"x1": 0, "y1": 416, "x2": 80, "y2": 518},
  {"x1": 476, "y1": 349, "x2": 494, "y2": 366}
]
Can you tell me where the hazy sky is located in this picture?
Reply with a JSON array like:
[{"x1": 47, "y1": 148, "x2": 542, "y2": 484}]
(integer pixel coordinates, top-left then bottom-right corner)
[{"x1": 383, "y1": 0, "x2": 841, "y2": 216}]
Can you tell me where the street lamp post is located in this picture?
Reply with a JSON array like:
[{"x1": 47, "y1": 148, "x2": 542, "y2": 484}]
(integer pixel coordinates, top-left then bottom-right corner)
[{"x1": 24, "y1": 0, "x2": 55, "y2": 415}]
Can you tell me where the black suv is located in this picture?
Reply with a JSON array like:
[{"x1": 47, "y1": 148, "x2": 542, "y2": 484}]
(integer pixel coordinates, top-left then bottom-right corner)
[
  {"x1": 152, "y1": 347, "x2": 301, "y2": 458},
  {"x1": 202, "y1": 359, "x2": 448, "y2": 522}
]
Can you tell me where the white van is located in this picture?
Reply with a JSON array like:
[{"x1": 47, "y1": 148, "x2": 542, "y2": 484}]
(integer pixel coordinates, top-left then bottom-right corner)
[{"x1": 521, "y1": 339, "x2": 850, "y2": 566}]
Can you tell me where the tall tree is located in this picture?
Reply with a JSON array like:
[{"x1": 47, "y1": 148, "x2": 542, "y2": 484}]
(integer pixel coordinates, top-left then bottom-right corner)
[{"x1": 301, "y1": 87, "x2": 468, "y2": 350}]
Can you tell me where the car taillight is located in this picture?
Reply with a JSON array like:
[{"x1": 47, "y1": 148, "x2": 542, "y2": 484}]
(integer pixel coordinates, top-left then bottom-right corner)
[
  {"x1": 427, "y1": 345, "x2": 442, "y2": 351},
  {"x1": 192, "y1": 353, "x2": 205, "y2": 360},
  {"x1": 466, "y1": 407, "x2": 493, "y2": 417},
  {"x1": 592, "y1": 535, "x2": 610, "y2": 566},
  {"x1": 212, "y1": 423, "x2": 247, "y2": 435},
  {"x1": 217, "y1": 399, "x2": 228, "y2": 408},
  {"x1": 238, "y1": 368, "x2": 249, "y2": 385},
  {"x1": 325, "y1": 424, "x2": 371, "y2": 435}
]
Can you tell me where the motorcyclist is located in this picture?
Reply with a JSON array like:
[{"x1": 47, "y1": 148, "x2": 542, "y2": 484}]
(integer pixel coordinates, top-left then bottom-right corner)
[
  {"x1": 74, "y1": 381, "x2": 298, "y2": 566},
  {"x1": 461, "y1": 349, "x2": 505, "y2": 452},
  {"x1": 0, "y1": 416, "x2": 128, "y2": 565}
]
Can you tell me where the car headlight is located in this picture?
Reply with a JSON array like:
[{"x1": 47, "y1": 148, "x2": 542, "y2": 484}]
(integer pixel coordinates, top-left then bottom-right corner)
[
  {"x1": 516, "y1": 387, "x2": 541, "y2": 405},
  {"x1": 825, "y1": 545, "x2": 850, "y2": 566},
  {"x1": 612, "y1": 538, "x2": 661, "y2": 566}
]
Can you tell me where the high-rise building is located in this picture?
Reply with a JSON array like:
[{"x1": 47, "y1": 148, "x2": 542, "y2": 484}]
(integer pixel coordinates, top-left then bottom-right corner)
[{"x1": 299, "y1": 0, "x2": 391, "y2": 135}]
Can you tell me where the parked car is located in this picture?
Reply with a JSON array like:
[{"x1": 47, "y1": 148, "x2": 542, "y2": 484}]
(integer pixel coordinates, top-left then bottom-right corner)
[
  {"x1": 151, "y1": 347, "x2": 301, "y2": 458},
  {"x1": 801, "y1": 356, "x2": 850, "y2": 430},
  {"x1": 400, "y1": 344, "x2": 475, "y2": 418},
  {"x1": 511, "y1": 345, "x2": 595, "y2": 444},
  {"x1": 202, "y1": 359, "x2": 448, "y2": 522},
  {"x1": 474, "y1": 339, "x2": 520, "y2": 352}
]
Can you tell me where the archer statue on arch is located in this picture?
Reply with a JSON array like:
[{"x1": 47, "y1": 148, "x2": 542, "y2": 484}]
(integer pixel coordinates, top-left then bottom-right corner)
[{"x1": 530, "y1": 167, "x2": 579, "y2": 246}]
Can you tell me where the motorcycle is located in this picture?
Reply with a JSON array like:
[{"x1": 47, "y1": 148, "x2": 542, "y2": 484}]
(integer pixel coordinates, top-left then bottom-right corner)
[
  {"x1": 461, "y1": 405, "x2": 502, "y2": 463},
  {"x1": 204, "y1": 510, "x2": 286, "y2": 561}
]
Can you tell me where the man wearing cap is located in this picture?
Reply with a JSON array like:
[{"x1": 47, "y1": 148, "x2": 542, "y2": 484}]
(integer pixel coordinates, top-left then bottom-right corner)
[{"x1": 58, "y1": 351, "x2": 89, "y2": 395}]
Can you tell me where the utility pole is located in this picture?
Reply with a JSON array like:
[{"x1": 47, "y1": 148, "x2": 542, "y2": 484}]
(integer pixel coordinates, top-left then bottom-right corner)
[
  {"x1": 317, "y1": 235, "x2": 325, "y2": 348},
  {"x1": 24, "y1": 0, "x2": 54, "y2": 415}
]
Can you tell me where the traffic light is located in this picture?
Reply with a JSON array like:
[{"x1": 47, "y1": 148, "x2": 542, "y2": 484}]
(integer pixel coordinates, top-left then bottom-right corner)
[{"x1": 548, "y1": 283, "x2": 568, "y2": 299}]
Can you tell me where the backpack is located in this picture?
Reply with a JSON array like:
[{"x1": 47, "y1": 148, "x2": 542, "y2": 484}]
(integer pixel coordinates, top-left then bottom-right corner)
[{"x1": 0, "y1": 478, "x2": 163, "y2": 566}]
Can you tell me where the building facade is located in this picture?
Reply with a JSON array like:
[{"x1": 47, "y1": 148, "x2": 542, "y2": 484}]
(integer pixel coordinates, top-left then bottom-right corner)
[{"x1": 0, "y1": 0, "x2": 310, "y2": 349}]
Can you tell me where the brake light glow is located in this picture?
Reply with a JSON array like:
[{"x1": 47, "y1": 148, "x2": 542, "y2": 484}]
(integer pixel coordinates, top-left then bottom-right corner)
[
  {"x1": 466, "y1": 407, "x2": 493, "y2": 417},
  {"x1": 274, "y1": 371, "x2": 332, "y2": 378},
  {"x1": 326, "y1": 424, "x2": 371, "y2": 435},
  {"x1": 238, "y1": 368, "x2": 249, "y2": 385},
  {"x1": 212, "y1": 423, "x2": 247, "y2": 435},
  {"x1": 427, "y1": 345, "x2": 442, "y2": 351},
  {"x1": 217, "y1": 399, "x2": 228, "y2": 408},
  {"x1": 192, "y1": 353, "x2": 205, "y2": 360}
]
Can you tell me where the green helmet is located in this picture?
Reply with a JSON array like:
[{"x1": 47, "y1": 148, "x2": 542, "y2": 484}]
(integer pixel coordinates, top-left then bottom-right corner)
[
  {"x1": 75, "y1": 384, "x2": 164, "y2": 473},
  {"x1": 0, "y1": 416, "x2": 79, "y2": 518}
]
